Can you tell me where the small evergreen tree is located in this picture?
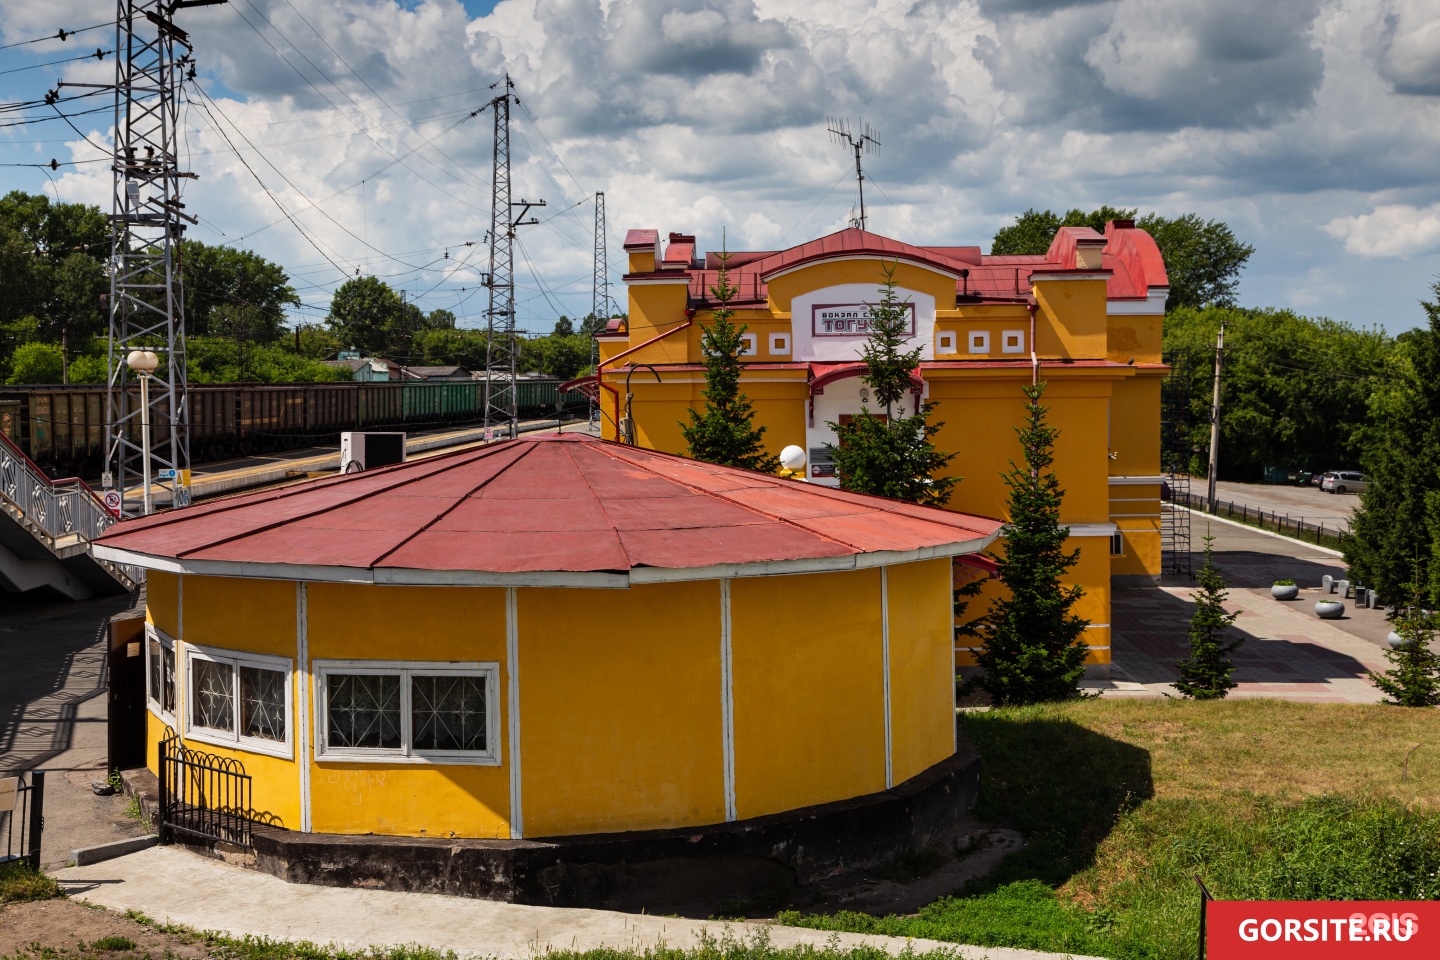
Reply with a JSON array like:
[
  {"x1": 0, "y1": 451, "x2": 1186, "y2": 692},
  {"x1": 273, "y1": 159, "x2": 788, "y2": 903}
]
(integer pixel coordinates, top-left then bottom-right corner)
[
  {"x1": 680, "y1": 244, "x2": 779, "y2": 473},
  {"x1": 828, "y1": 262, "x2": 957, "y2": 506},
  {"x1": 972, "y1": 382, "x2": 1090, "y2": 705},
  {"x1": 1174, "y1": 534, "x2": 1244, "y2": 699},
  {"x1": 1370, "y1": 572, "x2": 1440, "y2": 707}
]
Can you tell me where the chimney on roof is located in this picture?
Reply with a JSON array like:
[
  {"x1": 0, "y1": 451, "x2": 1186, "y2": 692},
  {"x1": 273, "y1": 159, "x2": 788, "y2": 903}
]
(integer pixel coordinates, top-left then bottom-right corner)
[
  {"x1": 1111, "y1": 219, "x2": 1135, "y2": 230},
  {"x1": 1075, "y1": 235, "x2": 1106, "y2": 270}
]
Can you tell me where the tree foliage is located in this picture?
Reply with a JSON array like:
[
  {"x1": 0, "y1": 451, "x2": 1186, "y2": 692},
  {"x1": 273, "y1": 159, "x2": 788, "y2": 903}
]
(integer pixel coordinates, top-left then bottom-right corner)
[
  {"x1": 1370, "y1": 602, "x2": 1440, "y2": 708},
  {"x1": 1163, "y1": 306, "x2": 1392, "y2": 480},
  {"x1": 990, "y1": 206, "x2": 1255, "y2": 310},
  {"x1": 970, "y1": 382, "x2": 1090, "y2": 705},
  {"x1": 681, "y1": 250, "x2": 779, "y2": 472},
  {"x1": 1173, "y1": 535, "x2": 1244, "y2": 699},
  {"x1": 182, "y1": 239, "x2": 300, "y2": 340},
  {"x1": 827, "y1": 263, "x2": 958, "y2": 506},
  {"x1": 1346, "y1": 282, "x2": 1440, "y2": 606}
]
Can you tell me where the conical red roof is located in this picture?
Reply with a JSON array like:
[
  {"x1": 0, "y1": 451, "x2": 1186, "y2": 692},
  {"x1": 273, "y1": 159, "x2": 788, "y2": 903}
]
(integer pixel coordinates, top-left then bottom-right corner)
[{"x1": 93, "y1": 435, "x2": 1001, "y2": 587}]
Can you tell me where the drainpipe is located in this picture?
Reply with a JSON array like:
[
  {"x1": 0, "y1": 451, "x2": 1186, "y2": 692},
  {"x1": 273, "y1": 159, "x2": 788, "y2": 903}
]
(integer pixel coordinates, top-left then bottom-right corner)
[
  {"x1": 596, "y1": 309, "x2": 696, "y2": 438},
  {"x1": 1028, "y1": 301, "x2": 1039, "y2": 386}
]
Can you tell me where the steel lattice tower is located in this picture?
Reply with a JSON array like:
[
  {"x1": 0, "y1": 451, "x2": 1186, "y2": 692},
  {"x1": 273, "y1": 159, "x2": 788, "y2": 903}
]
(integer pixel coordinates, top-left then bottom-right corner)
[
  {"x1": 589, "y1": 191, "x2": 607, "y2": 426},
  {"x1": 482, "y1": 75, "x2": 542, "y2": 438},
  {"x1": 104, "y1": 0, "x2": 219, "y2": 515}
]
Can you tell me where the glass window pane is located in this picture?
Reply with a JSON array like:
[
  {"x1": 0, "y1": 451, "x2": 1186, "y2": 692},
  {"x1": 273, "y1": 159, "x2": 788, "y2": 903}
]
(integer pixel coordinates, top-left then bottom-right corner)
[
  {"x1": 147, "y1": 642, "x2": 162, "y2": 707},
  {"x1": 326, "y1": 673, "x2": 401, "y2": 749},
  {"x1": 191, "y1": 658, "x2": 234, "y2": 734},
  {"x1": 162, "y1": 645, "x2": 176, "y2": 714},
  {"x1": 410, "y1": 674, "x2": 487, "y2": 752},
  {"x1": 240, "y1": 665, "x2": 287, "y2": 742}
]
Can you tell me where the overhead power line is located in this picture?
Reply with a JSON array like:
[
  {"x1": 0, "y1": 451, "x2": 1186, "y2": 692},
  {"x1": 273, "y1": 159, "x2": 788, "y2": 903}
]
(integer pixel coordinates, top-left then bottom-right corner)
[
  {"x1": 0, "y1": 22, "x2": 113, "y2": 52},
  {"x1": 0, "y1": 48, "x2": 112, "y2": 76}
]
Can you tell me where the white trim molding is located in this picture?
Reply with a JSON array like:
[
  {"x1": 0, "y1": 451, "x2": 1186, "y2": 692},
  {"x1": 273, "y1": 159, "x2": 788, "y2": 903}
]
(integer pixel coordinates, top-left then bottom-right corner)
[
  {"x1": 183, "y1": 643, "x2": 295, "y2": 761},
  {"x1": 1030, "y1": 272, "x2": 1111, "y2": 282},
  {"x1": 719, "y1": 579, "x2": 737, "y2": 822},
  {"x1": 1108, "y1": 475, "x2": 1167, "y2": 485},
  {"x1": 144, "y1": 624, "x2": 178, "y2": 728},
  {"x1": 1106, "y1": 289, "x2": 1169, "y2": 316}
]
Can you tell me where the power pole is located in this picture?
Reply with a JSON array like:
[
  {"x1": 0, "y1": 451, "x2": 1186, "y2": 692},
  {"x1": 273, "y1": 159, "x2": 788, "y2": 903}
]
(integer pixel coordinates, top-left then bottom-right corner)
[
  {"x1": 101, "y1": 0, "x2": 225, "y2": 516},
  {"x1": 590, "y1": 191, "x2": 607, "y2": 430},
  {"x1": 482, "y1": 74, "x2": 543, "y2": 439},
  {"x1": 1206, "y1": 319, "x2": 1226, "y2": 512},
  {"x1": 826, "y1": 118, "x2": 880, "y2": 231}
]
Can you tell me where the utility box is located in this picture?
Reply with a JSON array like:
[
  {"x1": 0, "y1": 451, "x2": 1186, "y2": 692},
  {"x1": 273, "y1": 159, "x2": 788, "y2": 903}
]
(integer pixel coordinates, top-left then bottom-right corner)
[{"x1": 340, "y1": 432, "x2": 406, "y2": 474}]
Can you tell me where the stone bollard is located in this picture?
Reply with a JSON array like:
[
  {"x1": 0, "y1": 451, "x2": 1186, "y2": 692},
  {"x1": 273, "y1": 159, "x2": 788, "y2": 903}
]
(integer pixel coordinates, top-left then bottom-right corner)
[
  {"x1": 1338, "y1": 579, "x2": 1351, "y2": 598},
  {"x1": 1322, "y1": 574, "x2": 1334, "y2": 593}
]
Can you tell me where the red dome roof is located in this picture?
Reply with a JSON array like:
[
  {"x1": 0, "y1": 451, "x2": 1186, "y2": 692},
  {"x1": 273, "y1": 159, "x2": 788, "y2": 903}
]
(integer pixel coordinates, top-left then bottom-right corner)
[{"x1": 93, "y1": 435, "x2": 1001, "y2": 587}]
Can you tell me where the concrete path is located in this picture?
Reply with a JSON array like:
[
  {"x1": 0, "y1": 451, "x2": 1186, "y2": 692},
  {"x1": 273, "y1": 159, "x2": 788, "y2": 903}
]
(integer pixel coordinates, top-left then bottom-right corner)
[
  {"x1": 56, "y1": 847, "x2": 1104, "y2": 960},
  {"x1": 1097, "y1": 519, "x2": 1392, "y2": 702},
  {"x1": 0, "y1": 592, "x2": 148, "y2": 867}
]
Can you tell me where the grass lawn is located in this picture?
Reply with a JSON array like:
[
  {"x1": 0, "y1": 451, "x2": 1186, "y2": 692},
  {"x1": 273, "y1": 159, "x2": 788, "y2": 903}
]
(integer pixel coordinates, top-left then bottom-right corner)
[{"x1": 778, "y1": 698, "x2": 1440, "y2": 960}]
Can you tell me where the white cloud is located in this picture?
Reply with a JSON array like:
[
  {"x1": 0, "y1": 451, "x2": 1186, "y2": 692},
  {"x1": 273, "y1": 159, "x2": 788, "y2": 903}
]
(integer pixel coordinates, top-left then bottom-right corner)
[{"x1": 1324, "y1": 203, "x2": 1440, "y2": 258}]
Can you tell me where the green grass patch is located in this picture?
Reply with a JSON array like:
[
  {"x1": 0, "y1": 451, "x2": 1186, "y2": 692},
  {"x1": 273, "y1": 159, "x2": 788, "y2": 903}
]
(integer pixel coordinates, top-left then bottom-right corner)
[
  {"x1": 777, "y1": 701, "x2": 1440, "y2": 960},
  {"x1": 0, "y1": 861, "x2": 61, "y2": 904}
]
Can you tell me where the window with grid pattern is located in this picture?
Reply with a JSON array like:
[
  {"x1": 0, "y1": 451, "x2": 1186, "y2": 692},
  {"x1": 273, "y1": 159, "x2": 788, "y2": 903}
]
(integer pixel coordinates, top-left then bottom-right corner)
[{"x1": 316, "y1": 662, "x2": 499, "y2": 764}]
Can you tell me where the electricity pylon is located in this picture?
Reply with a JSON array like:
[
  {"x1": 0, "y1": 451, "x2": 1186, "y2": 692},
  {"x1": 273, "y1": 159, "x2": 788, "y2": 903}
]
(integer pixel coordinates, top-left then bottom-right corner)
[
  {"x1": 589, "y1": 191, "x2": 607, "y2": 429},
  {"x1": 482, "y1": 74, "x2": 544, "y2": 439}
]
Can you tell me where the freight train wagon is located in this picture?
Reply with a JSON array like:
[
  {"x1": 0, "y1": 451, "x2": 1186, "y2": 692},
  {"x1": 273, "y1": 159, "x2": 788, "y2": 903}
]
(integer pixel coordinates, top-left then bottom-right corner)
[{"x1": 0, "y1": 379, "x2": 589, "y2": 479}]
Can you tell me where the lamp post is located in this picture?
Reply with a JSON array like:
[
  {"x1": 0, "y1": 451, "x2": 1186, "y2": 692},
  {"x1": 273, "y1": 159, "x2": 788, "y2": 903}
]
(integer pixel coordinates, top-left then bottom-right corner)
[{"x1": 126, "y1": 349, "x2": 159, "y2": 515}]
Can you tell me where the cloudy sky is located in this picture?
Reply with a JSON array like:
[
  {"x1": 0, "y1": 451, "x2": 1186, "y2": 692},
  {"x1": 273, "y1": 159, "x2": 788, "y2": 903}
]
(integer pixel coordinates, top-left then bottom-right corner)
[{"x1": 3, "y1": 0, "x2": 1440, "y2": 334}]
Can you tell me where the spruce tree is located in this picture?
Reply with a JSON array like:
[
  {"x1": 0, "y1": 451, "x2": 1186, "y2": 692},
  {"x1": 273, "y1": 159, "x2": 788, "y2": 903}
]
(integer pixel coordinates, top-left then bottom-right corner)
[
  {"x1": 1174, "y1": 535, "x2": 1244, "y2": 699},
  {"x1": 828, "y1": 263, "x2": 958, "y2": 507},
  {"x1": 972, "y1": 382, "x2": 1090, "y2": 705},
  {"x1": 1369, "y1": 572, "x2": 1440, "y2": 707},
  {"x1": 680, "y1": 246, "x2": 779, "y2": 473}
]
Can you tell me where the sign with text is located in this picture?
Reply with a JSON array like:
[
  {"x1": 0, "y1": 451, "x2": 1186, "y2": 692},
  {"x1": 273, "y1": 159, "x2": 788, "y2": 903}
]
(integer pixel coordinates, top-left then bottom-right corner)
[
  {"x1": 811, "y1": 302, "x2": 916, "y2": 337},
  {"x1": 1208, "y1": 901, "x2": 1438, "y2": 957}
]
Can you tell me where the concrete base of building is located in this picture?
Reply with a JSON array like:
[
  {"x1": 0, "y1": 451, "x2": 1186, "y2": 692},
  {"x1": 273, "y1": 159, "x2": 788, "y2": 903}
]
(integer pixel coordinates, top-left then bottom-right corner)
[{"x1": 124, "y1": 741, "x2": 980, "y2": 913}]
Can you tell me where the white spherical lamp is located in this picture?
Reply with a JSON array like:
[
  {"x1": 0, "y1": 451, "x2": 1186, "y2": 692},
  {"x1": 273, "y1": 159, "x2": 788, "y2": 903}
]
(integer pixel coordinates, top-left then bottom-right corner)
[
  {"x1": 780, "y1": 445, "x2": 807, "y2": 472},
  {"x1": 126, "y1": 349, "x2": 159, "y2": 374}
]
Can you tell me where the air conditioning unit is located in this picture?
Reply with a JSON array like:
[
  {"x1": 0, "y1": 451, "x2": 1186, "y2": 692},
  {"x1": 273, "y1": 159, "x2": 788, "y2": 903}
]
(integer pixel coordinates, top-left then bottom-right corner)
[{"x1": 340, "y1": 432, "x2": 406, "y2": 474}]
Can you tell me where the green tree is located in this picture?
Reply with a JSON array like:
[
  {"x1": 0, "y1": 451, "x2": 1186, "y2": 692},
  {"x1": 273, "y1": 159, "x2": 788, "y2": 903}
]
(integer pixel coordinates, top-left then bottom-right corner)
[
  {"x1": 1173, "y1": 535, "x2": 1244, "y2": 699},
  {"x1": 521, "y1": 332, "x2": 591, "y2": 379},
  {"x1": 990, "y1": 207, "x2": 1254, "y2": 310},
  {"x1": 827, "y1": 263, "x2": 958, "y2": 506},
  {"x1": 412, "y1": 327, "x2": 490, "y2": 369},
  {"x1": 1370, "y1": 601, "x2": 1440, "y2": 708},
  {"x1": 681, "y1": 248, "x2": 779, "y2": 472},
  {"x1": 181, "y1": 240, "x2": 300, "y2": 340},
  {"x1": 326, "y1": 276, "x2": 410, "y2": 357},
  {"x1": 1347, "y1": 282, "x2": 1440, "y2": 606},
  {"x1": 971, "y1": 382, "x2": 1090, "y2": 705},
  {"x1": 5, "y1": 341, "x2": 64, "y2": 384},
  {"x1": 0, "y1": 191, "x2": 108, "y2": 339}
]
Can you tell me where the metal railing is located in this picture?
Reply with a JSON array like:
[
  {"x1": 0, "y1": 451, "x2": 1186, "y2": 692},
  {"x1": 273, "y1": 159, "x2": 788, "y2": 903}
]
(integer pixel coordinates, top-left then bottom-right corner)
[
  {"x1": 158, "y1": 735, "x2": 254, "y2": 848},
  {"x1": 0, "y1": 770, "x2": 46, "y2": 871},
  {"x1": 1174, "y1": 489, "x2": 1349, "y2": 552},
  {"x1": 0, "y1": 429, "x2": 139, "y2": 589}
]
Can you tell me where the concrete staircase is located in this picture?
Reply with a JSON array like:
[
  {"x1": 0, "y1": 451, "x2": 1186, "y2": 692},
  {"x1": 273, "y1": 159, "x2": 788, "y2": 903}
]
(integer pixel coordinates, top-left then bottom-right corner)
[{"x1": 1, "y1": 432, "x2": 136, "y2": 599}]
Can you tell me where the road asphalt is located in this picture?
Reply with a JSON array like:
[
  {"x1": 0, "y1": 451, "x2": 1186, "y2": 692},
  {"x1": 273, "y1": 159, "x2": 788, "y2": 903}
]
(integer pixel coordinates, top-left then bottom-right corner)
[{"x1": 56, "y1": 846, "x2": 1103, "y2": 960}]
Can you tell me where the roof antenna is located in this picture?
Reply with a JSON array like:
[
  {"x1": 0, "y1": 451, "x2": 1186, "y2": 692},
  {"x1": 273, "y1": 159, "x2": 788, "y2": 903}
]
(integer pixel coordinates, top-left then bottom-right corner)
[{"x1": 826, "y1": 117, "x2": 880, "y2": 231}]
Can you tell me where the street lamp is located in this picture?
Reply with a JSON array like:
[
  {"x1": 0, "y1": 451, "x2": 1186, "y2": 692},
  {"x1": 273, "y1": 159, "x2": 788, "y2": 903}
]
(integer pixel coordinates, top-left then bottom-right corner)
[{"x1": 126, "y1": 349, "x2": 159, "y2": 515}]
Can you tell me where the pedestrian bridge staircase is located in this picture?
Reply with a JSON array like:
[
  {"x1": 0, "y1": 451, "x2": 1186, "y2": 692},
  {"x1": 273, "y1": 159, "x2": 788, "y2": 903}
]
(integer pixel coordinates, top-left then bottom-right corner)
[{"x1": 0, "y1": 431, "x2": 137, "y2": 599}]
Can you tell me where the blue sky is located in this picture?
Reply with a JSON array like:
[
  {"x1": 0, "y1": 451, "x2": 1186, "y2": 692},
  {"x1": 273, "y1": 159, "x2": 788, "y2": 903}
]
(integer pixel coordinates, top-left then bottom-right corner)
[{"x1": 3, "y1": 0, "x2": 1440, "y2": 335}]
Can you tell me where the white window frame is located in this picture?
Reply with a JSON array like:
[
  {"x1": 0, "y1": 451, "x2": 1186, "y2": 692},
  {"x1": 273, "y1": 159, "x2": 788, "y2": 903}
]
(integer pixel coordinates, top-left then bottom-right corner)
[
  {"x1": 313, "y1": 660, "x2": 501, "y2": 766},
  {"x1": 968, "y1": 330, "x2": 990, "y2": 354},
  {"x1": 937, "y1": 331, "x2": 956, "y2": 353},
  {"x1": 739, "y1": 333, "x2": 758, "y2": 357},
  {"x1": 769, "y1": 333, "x2": 790, "y2": 355},
  {"x1": 1002, "y1": 330, "x2": 1026, "y2": 354},
  {"x1": 1110, "y1": 531, "x2": 1125, "y2": 556},
  {"x1": 145, "y1": 624, "x2": 177, "y2": 727},
  {"x1": 183, "y1": 644, "x2": 295, "y2": 760}
]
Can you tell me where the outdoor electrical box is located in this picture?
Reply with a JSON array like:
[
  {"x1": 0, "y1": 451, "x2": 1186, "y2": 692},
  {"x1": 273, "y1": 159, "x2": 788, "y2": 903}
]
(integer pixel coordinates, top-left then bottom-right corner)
[{"x1": 341, "y1": 432, "x2": 406, "y2": 473}]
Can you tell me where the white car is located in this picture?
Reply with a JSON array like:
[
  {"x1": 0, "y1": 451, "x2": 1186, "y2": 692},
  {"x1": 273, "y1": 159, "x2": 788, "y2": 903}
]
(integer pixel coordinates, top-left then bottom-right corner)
[{"x1": 1322, "y1": 471, "x2": 1366, "y2": 494}]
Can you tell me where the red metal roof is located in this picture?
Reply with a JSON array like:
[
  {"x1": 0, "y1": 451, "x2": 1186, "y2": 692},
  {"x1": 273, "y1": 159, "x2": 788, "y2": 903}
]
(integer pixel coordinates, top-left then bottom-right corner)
[{"x1": 93, "y1": 435, "x2": 1001, "y2": 585}]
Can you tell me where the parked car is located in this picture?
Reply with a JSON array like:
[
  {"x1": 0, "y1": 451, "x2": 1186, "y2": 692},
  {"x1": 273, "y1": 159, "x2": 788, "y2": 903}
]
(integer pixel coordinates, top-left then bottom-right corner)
[
  {"x1": 1313, "y1": 471, "x2": 1332, "y2": 487},
  {"x1": 1322, "y1": 471, "x2": 1366, "y2": 494}
]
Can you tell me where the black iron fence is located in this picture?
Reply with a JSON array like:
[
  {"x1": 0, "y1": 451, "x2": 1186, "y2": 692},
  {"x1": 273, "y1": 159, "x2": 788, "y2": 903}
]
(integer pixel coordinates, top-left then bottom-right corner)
[
  {"x1": 0, "y1": 770, "x2": 45, "y2": 870},
  {"x1": 158, "y1": 736, "x2": 254, "y2": 848},
  {"x1": 1173, "y1": 490, "x2": 1349, "y2": 553}
]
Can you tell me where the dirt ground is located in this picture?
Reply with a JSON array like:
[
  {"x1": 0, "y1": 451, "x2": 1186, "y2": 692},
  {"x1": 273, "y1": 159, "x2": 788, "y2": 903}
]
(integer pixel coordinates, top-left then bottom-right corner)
[{"x1": 0, "y1": 899, "x2": 214, "y2": 960}]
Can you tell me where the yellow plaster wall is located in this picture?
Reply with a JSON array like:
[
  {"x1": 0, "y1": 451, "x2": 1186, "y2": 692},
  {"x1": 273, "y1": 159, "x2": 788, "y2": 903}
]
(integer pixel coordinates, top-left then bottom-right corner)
[
  {"x1": 625, "y1": 282, "x2": 691, "y2": 365},
  {"x1": 1107, "y1": 315, "x2": 1162, "y2": 364},
  {"x1": 183, "y1": 576, "x2": 295, "y2": 656},
  {"x1": 305, "y1": 583, "x2": 511, "y2": 838},
  {"x1": 146, "y1": 570, "x2": 179, "y2": 636},
  {"x1": 516, "y1": 580, "x2": 726, "y2": 836},
  {"x1": 765, "y1": 259, "x2": 955, "y2": 314},
  {"x1": 1109, "y1": 376, "x2": 1161, "y2": 482},
  {"x1": 627, "y1": 377, "x2": 807, "y2": 459},
  {"x1": 1033, "y1": 279, "x2": 1108, "y2": 358},
  {"x1": 885, "y1": 559, "x2": 956, "y2": 784},
  {"x1": 730, "y1": 569, "x2": 886, "y2": 819}
]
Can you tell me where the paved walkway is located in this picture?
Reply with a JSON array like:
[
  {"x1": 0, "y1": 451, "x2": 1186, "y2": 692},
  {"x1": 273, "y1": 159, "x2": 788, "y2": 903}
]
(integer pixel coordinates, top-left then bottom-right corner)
[
  {"x1": 57, "y1": 847, "x2": 1102, "y2": 960},
  {"x1": 1211, "y1": 479, "x2": 1358, "y2": 532},
  {"x1": 1097, "y1": 517, "x2": 1393, "y2": 702}
]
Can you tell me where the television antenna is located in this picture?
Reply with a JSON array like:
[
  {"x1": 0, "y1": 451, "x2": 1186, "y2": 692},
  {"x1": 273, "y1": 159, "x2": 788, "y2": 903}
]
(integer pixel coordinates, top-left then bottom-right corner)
[{"x1": 826, "y1": 118, "x2": 880, "y2": 231}]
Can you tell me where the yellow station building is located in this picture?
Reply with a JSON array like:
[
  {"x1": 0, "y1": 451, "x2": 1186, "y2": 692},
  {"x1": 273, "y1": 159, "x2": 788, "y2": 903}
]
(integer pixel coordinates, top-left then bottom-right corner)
[
  {"x1": 94, "y1": 435, "x2": 1000, "y2": 842},
  {"x1": 574, "y1": 223, "x2": 1170, "y2": 677}
]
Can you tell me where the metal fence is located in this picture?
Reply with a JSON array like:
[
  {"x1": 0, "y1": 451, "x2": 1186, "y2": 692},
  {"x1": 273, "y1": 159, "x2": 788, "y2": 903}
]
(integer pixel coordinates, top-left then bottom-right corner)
[
  {"x1": 0, "y1": 770, "x2": 46, "y2": 870},
  {"x1": 0, "y1": 430, "x2": 140, "y2": 589},
  {"x1": 1173, "y1": 489, "x2": 1348, "y2": 551},
  {"x1": 158, "y1": 736, "x2": 254, "y2": 848}
]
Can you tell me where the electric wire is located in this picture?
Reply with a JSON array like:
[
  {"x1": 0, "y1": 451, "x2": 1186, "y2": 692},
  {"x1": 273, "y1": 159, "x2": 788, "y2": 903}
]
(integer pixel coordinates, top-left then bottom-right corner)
[
  {"x1": 0, "y1": 22, "x2": 113, "y2": 53},
  {"x1": 0, "y1": 49, "x2": 112, "y2": 77},
  {"x1": 779, "y1": 167, "x2": 855, "y2": 244}
]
